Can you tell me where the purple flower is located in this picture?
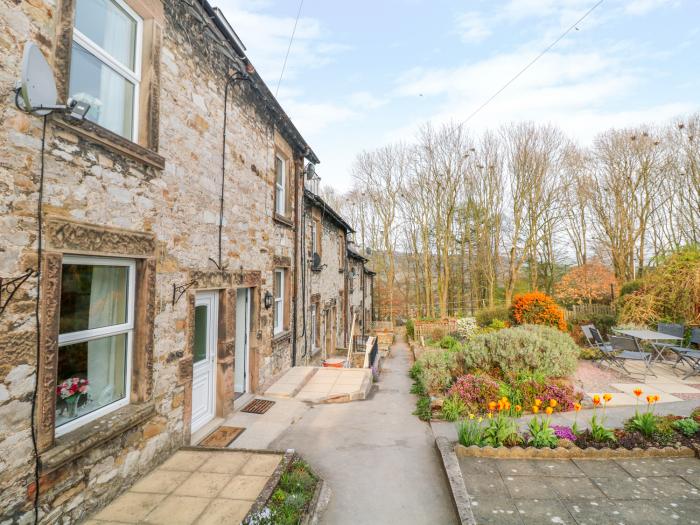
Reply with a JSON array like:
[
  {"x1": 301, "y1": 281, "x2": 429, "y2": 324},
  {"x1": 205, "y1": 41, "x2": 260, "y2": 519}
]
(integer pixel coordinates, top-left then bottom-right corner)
[{"x1": 551, "y1": 425, "x2": 576, "y2": 441}]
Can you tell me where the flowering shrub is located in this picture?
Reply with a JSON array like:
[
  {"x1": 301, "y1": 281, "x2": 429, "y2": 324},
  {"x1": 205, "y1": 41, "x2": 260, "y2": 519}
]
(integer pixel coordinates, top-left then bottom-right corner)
[
  {"x1": 447, "y1": 374, "x2": 501, "y2": 413},
  {"x1": 459, "y1": 325, "x2": 579, "y2": 378},
  {"x1": 511, "y1": 292, "x2": 566, "y2": 331},
  {"x1": 551, "y1": 425, "x2": 577, "y2": 441},
  {"x1": 455, "y1": 317, "x2": 478, "y2": 340},
  {"x1": 515, "y1": 379, "x2": 581, "y2": 412}
]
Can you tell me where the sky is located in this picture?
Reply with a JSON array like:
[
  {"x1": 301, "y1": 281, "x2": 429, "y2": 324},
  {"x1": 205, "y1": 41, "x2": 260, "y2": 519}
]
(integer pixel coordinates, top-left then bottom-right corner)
[{"x1": 217, "y1": 0, "x2": 700, "y2": 191}]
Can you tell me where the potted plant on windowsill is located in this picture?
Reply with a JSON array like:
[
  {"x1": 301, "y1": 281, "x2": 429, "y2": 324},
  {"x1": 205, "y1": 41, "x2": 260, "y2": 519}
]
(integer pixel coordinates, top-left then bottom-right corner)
[{"x1": 56, "y1": 377, "x2": 89, "y2": 418}]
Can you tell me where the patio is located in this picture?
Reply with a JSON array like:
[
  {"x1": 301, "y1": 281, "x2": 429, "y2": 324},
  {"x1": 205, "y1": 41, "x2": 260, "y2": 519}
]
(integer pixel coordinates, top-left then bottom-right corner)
[
  {"x1": 84, "y1": 450, "x2": 284, "y2": 525},
  {"x1": 459, "y1": 456, "x2": 700, "y2": 524}
]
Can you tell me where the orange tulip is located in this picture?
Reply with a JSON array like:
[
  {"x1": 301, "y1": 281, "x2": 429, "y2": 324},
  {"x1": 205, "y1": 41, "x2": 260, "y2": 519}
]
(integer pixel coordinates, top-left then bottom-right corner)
[
  {"x1": 592, "y1": 395, "x2": 601, "y2": 406},
  {"x1": 535, "y1": 399, "x2": 543, "y2": 407},
  {"x1": 545, "y1": 406, "x2": 553, "y2": 415},
  {"x1": 633, "y1": 388, "x2": 643, "y2": 397},
  {"x1": 654, "y1": 394, "x2": 660, "y2": 402},
  {"x1": 549, "y1": 399, "x2": 557, "y2": 408},
  {"x1": 488, "y1": 401, "x2": 497, "y2": 411},
  {"x1": 603, "y1": 393, "x2": 612, "y2": 403},
  {"x1": 573, "y1": 403, "x2": 582, "y2": 412},
  {"x1": 646, "y1": 395, "x2": 654, "y2": 404},
  {"x1": 515, "y1": 404, "x2": 522, "y2": 412},
  {"x1": 532, "y1": 405, "x2": 540, "y2": 414}
]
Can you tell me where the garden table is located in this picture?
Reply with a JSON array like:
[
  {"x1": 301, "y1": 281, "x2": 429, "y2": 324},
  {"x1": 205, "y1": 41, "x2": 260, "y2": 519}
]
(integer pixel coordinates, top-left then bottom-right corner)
[{"x1": 614, "y1": 328, "x2": 683, "y2": 363}]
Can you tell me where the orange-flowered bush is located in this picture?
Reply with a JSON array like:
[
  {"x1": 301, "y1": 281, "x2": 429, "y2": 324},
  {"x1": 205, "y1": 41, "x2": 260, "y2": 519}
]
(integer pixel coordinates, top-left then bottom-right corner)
[{"x1": 511, "y1": 292, "x2": 567, "y2": 331}]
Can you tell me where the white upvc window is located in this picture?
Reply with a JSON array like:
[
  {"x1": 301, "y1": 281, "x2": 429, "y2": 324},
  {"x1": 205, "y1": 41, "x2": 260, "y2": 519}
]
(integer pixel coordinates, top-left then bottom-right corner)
[
  {"x1": 310, "y1": 221, "x2": 317, "y2": 255},
  {"x1": 275, "y1": 155, "x2": 286, "y2": 215},
  {"x1": 273, "y1": 269, "x2": 285, "y2": 334},
  {"x1": 69, "y1": 0, "x2": 143, "y2": 141},
  {"x1": 56, "y1": 255, "x2": 136, "y2": 436}
]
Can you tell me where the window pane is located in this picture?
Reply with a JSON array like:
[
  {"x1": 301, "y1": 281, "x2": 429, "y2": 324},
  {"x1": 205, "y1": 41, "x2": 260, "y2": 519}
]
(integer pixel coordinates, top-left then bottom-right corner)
[
  {"x1": 274, "y1": 271, "x2": 283, "y2": 300},
  {"x1": 276, "y1": 186, "x2": 285, "y2": 214},
  {"x1": 75, "y1": 0, "x2": 137, "y2": 70},
  {"x1": 56, "y1": 333, "x2": 127, "y2": 428},
  {"x1": 69, "y1": 43, "x2": 135, "y2": 139},
  {"x1": 275, "y1": 301, "x2": 283, "y2": 330},
  {"x1": 60, "y1": 263, "x2": 128, "y2": 334},
  {"x1": 275, "y1": 157, "x2": 284, "y2": 186},
  {"x1": 194, "y1": 305, "x2": 208, "y2": 363}
]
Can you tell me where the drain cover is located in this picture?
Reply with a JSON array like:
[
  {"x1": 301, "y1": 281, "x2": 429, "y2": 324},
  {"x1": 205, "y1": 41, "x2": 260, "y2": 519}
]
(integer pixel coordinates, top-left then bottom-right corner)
[{"x1": 241, "y1": 399, "x2": 276, "y2": 414}]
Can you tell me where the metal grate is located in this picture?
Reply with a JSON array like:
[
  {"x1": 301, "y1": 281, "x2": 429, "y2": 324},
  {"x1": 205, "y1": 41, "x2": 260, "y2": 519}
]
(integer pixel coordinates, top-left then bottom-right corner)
[{"x1": 241, "y1": 399, "x2": 276, "y2": 414}]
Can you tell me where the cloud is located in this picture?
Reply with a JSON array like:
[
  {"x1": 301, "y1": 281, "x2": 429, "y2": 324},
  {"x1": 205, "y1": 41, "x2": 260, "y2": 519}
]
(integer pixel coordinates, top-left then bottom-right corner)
[
  {"x1": 348, "y1": 91, "x2": 388, "y2": 110},
  {"x1": 390, "y1": 37, "x2": 694, "y2": 146},
  {"x1": 282, "y1": 101, "x2": 357, "y2": 136},
  {"x1": 216, "y1": 0, "x2": 348, "y2": 86},
  {"x1": 455, "y1": 11, "x2": 492, "y2": 43},
  {"x1": 624, "y1": 0, "x2": 678, "y2": 15}
]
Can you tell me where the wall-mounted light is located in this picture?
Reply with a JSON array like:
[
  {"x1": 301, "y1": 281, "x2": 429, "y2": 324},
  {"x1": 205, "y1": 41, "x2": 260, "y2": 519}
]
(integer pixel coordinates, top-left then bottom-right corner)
[{"x1": 264, "y1": 290, "x2": 273, "y2": 309}]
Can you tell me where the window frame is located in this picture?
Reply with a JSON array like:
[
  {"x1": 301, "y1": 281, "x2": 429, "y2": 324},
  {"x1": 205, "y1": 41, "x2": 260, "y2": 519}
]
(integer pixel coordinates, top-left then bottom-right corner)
[
  {"x1": 275, "y1": 155, "x2": 286, "y2": 216},
  {"x1": 310, "y1": 221, "x2": 317, "y2": 256},
  {"x1": 55, "y1": 255, "x2": 136, "y2": 437},
  {"x1": 310, "y1": 303, "x2": 319, "y2": 353},
  {"x1": 71, "y1": 0, "x2": 144, "y2": 142},
  {"x1": 273, "y1": 269, "x2": 285, "y2": 335}
]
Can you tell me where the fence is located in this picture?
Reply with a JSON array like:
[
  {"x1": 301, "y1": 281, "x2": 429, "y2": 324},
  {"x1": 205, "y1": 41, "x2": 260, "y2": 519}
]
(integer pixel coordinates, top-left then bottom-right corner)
[
  {"x1": 414, "y1": 318, "x2": 458, "y2": 339},
  {"x1": 563, "y1": 303, "x2": 616, "y2": 321}
]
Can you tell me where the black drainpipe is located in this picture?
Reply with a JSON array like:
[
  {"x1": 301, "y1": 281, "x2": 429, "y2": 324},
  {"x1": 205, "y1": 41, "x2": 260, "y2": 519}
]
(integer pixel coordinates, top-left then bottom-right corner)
[{"x1": 217, "y1": 70, "x2": 250, "y2": 269}]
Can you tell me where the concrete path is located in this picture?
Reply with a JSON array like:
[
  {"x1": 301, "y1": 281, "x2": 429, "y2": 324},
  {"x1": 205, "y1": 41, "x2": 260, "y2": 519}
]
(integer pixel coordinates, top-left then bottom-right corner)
[{"x1": 270, "y1": 340, "x2": 459, "y2": 525}]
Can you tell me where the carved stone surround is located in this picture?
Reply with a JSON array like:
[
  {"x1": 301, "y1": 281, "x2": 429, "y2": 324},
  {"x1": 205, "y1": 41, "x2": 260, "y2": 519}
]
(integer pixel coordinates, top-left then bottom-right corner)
[{"x1": 37, "y1": 218, "x2": 156, "y2": 456}]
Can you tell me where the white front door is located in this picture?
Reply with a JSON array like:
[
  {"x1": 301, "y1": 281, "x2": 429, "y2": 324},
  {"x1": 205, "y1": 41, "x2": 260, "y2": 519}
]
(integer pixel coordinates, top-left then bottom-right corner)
[
  {"x1": 191, "y1": 291, "x2": 218, "y2": 433},
  {"x1": 234, "y1": 288, "x2": 251, "y2": 394}
]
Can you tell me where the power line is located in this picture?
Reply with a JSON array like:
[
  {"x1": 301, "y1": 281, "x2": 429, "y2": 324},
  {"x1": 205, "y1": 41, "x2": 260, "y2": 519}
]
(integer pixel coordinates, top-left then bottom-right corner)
[
  {"x1": 275, "y1": 0, "x2": 304, "y2": 97},
  {"x1": 461, "y1": 0, "x2": 604, "y2": 126}
]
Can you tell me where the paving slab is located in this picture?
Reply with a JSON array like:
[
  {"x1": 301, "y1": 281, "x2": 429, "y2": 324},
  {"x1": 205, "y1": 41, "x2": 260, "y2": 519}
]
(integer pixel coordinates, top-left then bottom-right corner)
[
  {"x1": 514, "y1": 498, "x2": 577, "y2": 525},
  {"x1": 469, "y1": 497, "x2": 521, "y2": 524},
  {"x1": 264, "y1": 366, "x2": 317, "y2": 398},
  {"x1": 616, "y1": 457, "x2": 700, "y2": 477},
  {"x1": 87, "y1": 450, "x2": 283, "y2": 524}
]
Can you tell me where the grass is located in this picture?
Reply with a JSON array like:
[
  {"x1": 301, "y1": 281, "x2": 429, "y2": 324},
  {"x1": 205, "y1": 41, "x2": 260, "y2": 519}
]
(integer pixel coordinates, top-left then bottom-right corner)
[{"x1": 245, "y1": 459, "x2": 318, "y2": 525}]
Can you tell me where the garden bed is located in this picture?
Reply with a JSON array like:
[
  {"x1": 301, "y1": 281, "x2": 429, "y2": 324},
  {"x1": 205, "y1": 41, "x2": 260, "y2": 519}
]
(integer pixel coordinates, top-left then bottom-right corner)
[{"x1": 244, "y1": 455, "x2": 325, "y2": 525}]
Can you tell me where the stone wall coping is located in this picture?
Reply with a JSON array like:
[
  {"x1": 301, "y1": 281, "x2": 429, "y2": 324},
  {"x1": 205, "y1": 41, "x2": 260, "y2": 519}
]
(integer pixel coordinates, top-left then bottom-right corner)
[
  {"x1": 454, "y1": 442, "x2": 697, "y2": 459},
  {"x1": 435, "y1": 437, "x2": 476, "y2": 525},
  {"x1": 272, "y1": 331, "x2": 292, "y2": 346},
  {"x1": 40, "y1": 403, "x2": 156, "y2": 472},
  {"x1": 273, "y1": 213, "x2": 295, "y2": 229}
]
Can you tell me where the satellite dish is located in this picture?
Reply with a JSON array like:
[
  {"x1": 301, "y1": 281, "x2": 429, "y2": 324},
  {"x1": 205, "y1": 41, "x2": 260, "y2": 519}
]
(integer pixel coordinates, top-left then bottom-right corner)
[
  {"x1": 305, "y1": 163, "x2": 316, "y2": 180},
  {"x1": 15, "y1": 42, "x2": 90, "y2": 119},
  {"x1": 18, "y1": 43, "x2": 58, "y2": 116}
]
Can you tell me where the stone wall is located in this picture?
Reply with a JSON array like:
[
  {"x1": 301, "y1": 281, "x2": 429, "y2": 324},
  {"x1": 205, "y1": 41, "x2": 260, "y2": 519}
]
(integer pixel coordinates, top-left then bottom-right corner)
[{"x1": 0, "y1": 0, "x2": 304, "y2": 522}]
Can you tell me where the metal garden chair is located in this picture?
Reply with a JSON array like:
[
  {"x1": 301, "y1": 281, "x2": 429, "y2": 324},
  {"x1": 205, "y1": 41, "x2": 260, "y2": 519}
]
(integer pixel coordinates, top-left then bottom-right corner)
[
  {"x1": 653, "y1": 323, "x2": 686, "y2": 358},
  {"x1": 608, "y1": 335, "x2": 657, "y2": 382},
  {"x1": 585, "y1": 325, "x2": 622, "y2": 371},
  {"x1": 664, "y1": 328, "x2": 700, "y2": 378}
]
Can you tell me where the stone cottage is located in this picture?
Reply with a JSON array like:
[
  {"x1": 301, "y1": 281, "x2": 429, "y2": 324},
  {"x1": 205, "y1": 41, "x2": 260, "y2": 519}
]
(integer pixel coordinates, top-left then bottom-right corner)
[
  {"x1": 297, "y1": 179, "x2": 374, "y2": 363},
  {"x1": 0, "y1": 0, "x2": 336, "y2": 522}
]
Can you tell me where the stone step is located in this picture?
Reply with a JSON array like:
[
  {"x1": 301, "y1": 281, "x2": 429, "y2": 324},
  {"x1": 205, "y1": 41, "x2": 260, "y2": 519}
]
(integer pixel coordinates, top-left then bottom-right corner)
[{"x1": 263, "y1": 366, "x2": 318, "y2": 398}]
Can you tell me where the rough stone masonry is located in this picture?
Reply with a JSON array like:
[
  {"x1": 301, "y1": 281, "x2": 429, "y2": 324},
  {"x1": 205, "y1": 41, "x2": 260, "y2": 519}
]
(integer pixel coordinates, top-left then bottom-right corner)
[{"x1": 0, "y1": 0, "x2": 366, "y2": 523}]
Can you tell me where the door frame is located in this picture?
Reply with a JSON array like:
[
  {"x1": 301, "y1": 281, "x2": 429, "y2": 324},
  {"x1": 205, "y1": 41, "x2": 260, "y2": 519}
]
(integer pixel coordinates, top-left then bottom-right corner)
[
  {"x1": 191, "y1": 290, "x2": 218, "y2": 434},
  {"x1": 235, "y1": 287, "x2": 251, "y2": 395}
]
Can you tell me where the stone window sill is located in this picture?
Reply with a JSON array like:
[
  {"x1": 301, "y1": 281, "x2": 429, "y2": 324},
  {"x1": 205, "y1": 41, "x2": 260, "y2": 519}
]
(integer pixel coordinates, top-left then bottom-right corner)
[
  {"x1": 52, "y1": 116, "x2": 165, "y2": 170},
  {"x1": 40, "y1": 402, "x2": 155, "y2": 473},
  {"x1": 272, "y1": 331, "x2": 292, "y2": 345},
  {"x1": 273, "y1": 213, "x2": 294, "y2": 229}
]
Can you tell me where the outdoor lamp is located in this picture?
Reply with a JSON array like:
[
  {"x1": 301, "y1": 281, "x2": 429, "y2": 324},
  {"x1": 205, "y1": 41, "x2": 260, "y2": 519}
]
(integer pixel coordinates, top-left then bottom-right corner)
[{"x1": 264, "y1": 290, "x2": 273, "y2": 309}]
